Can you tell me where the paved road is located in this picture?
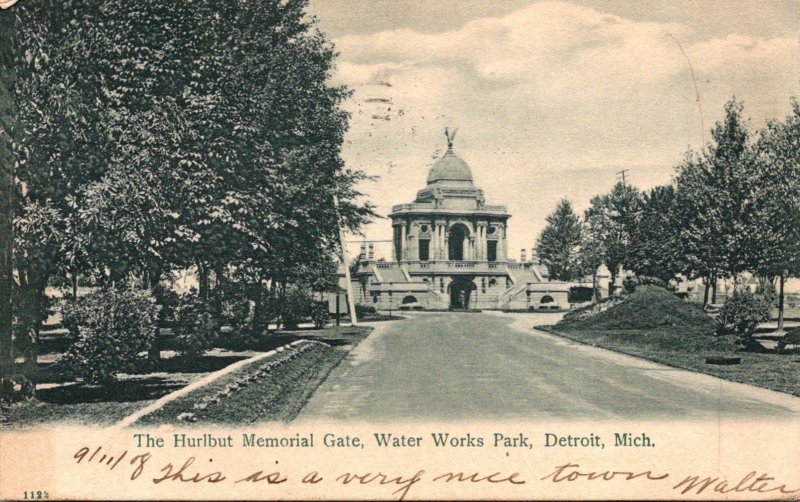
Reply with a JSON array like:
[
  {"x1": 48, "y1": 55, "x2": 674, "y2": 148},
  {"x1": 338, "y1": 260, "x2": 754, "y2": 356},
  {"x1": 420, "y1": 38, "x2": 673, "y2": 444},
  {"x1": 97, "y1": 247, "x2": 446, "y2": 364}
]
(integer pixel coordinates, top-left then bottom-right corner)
[{"x1": 299, "y1": 312, "x2": 800, "y2": 421}]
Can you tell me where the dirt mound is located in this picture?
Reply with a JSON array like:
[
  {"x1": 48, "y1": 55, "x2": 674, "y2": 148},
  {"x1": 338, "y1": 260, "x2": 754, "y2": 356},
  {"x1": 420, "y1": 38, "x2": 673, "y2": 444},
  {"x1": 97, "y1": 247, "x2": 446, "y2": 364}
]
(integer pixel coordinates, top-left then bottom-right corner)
[{"x1": 556, "y1": 285, "x2": 716, "y2": 335}]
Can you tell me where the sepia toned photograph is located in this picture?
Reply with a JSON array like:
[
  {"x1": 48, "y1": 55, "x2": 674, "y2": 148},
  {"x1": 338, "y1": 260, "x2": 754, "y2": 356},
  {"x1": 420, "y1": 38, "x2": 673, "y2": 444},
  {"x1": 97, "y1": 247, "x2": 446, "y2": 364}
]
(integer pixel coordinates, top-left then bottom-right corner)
[{"x1": 0, "y1": 0, "x2": 798, "y2": 500}]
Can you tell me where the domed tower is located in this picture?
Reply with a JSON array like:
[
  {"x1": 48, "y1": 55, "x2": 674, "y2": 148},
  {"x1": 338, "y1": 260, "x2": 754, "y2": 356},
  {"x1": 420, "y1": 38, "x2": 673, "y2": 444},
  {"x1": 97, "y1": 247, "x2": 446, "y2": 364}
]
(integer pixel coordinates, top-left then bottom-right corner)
[{"x1": 387, "y1": 129, "x2": 512, "y2": 308}]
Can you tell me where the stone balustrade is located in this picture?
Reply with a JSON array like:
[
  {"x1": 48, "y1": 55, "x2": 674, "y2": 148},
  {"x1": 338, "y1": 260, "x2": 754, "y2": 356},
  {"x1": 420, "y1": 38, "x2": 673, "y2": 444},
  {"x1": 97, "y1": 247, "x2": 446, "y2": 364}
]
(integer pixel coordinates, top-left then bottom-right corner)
[{"x1": 402, "y1": 260, "x2": 509, "y2": 274}]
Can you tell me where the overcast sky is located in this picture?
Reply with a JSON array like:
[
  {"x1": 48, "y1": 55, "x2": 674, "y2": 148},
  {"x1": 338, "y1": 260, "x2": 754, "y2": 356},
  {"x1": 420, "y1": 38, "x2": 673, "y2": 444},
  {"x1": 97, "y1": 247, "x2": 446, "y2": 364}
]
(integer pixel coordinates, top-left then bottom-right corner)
[{"x1": 306, "y1": 1, "x2": 800, "y2": 260}]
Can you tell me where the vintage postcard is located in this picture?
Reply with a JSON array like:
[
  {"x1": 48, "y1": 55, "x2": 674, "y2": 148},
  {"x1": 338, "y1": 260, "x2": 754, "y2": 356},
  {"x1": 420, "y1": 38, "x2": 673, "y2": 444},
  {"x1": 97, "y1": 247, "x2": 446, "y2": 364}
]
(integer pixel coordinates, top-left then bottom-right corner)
[{"x1": 0, "y1": 0, "x2": 799, "y2": 500}]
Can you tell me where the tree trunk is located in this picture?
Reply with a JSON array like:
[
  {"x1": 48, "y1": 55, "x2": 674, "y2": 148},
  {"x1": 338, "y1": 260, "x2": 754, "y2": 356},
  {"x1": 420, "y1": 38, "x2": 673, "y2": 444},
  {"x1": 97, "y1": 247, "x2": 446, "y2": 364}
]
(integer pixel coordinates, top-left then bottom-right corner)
[
  {"x1": 251, "y1": 285, "x2": 265, "y2": 334},
  {"x1": 71, "y1": 272, "x2": 78, "y2": 300},
  {"x1": 212, "y1": 262, "x2": 225, "y2": 317},
  {"x1": 0, "y1": 6, "x2": 16, "y2": 392},
  {"x1": 250, "y1": 275, "x2": 271, "y2": 336},
  {"x1": 22, "y1": 283, "x2": 45, "y2": 378},
  {"x1": 197, "y1": 262, "x2": 209, "y2": 301},
  {"x1": 266, "y1": 278, "x2": 277, "y2": 333},
  {"x1": 777, "y1": 273, "x2": 785, "y2": 332},
  {"x1": 702, "y1": 276, "x2": 710, "y2": 308},
  {"x1": 711, "y1": 272, "x2": 717, "y2": 304},
  {"x1": 609, "y1": 268, "x2": 617, "y2": 297},
  {"x1": 277, "y1": 281, "x2": 287, "y2": 330}
]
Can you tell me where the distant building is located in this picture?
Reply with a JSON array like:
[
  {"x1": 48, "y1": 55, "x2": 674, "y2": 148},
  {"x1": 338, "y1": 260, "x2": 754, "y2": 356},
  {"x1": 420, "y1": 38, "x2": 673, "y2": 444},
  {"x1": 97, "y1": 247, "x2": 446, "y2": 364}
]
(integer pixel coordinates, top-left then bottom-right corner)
[{"x1": 335, "y1": 130, "x2": 601, "y2": 311}]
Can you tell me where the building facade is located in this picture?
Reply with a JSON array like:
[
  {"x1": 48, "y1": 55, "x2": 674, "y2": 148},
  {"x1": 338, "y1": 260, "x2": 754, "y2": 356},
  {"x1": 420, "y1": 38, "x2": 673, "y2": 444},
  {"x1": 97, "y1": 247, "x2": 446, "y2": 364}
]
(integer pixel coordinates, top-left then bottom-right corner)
[{"x1": 336, "y1": 130, "x2": 592, "y2": 311}]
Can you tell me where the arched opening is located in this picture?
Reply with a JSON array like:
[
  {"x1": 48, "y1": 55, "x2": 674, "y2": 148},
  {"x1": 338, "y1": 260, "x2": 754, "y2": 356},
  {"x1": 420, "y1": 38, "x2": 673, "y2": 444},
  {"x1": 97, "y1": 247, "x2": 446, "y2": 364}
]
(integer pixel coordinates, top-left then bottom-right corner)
[
  {"x1": 402, "y1": 295, "x2": 418, "y2": 304},
  {"x1": 449, "y1": 276, "x2": 475, "y2": 309},
  {"x1": 540, "y1": 295, "x2": 555, "y2": 304},
  {"x1": 448, "y1": 224, "x2": 469, "y2": 261}
]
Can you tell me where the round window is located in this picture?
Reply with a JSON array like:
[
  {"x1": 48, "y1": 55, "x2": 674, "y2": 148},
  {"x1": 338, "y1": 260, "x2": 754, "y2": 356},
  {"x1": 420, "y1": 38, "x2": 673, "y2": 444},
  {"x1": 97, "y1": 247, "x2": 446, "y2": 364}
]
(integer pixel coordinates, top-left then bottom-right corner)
[
  {"x1": 420, "y1": 224, "x2": 429, "y2": 232},
  {"x1": 487, "y1": 226, "x2": 496, "y2": 235}
]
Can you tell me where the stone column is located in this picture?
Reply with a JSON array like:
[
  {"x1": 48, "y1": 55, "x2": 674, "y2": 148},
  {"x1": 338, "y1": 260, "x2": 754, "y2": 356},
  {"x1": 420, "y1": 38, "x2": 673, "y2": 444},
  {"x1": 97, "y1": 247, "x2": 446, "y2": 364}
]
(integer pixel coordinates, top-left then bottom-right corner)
[
  {"x1": 444, "y1": 223, "x2": 449, "y2": 260},
  {"x1": 434, "y1": 223, "x2": 439, "y2": 260},
  {"x1": 479, "y1": 224, "x2": 486, "y2": 261},
  {"x1": 400, "y1": 221, "x2": 407, "y2": 262},
  {"x1": 409, "y1": 223, "x2": 417, "y2": 261},
  {"x1": 438, "y1": 223, "x2": 442, "y2": 260},
  {"x1": 392, "y1": 226, "x2": 398, "y2": 262},
  {"x1": 503, "y1": 226, "x2": 509, "y2": 261},
  {"x1": 499, "y1": 225, "x2": 507, "y2": 261},
  {"x1": 473, "y1": 226, "x2": 479, "y2": 261},
  {"x1": 483, "y1": 226, "x2": 488, "y2": 260},
  {"x1": 483, "y1": 226, "x2": 488, "y2": 261}
]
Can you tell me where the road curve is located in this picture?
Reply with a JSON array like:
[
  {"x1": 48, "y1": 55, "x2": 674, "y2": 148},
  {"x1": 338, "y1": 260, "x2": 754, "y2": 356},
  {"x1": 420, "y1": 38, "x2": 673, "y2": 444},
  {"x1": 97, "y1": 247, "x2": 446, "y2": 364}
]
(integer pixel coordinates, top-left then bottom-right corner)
[{"x1": 299, "y1": 312, "x2": 800, "y2": 421}]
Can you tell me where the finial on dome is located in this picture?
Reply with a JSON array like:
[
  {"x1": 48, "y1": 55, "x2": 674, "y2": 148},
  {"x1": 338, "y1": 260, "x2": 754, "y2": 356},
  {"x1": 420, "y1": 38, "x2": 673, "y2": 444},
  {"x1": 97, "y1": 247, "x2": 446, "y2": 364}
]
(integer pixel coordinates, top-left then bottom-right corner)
[{"x1": 445, "y1": 127, "x2": 458, "y2": 153}]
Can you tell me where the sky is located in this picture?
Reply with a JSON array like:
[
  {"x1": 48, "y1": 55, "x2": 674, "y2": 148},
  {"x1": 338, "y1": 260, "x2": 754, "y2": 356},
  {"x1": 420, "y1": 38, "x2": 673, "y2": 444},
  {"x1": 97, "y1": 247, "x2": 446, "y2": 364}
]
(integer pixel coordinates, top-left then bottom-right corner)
[{"x1": 306, "y1": 0, "x2": 800, "y2": 260}]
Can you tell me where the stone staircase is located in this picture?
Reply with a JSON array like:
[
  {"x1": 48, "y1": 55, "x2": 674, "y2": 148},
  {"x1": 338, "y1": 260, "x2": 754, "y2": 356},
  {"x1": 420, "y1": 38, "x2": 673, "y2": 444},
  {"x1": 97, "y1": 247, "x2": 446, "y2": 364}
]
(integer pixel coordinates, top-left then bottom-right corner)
[
  {"x1": 500, "y1": 266, "x2": 544, "y2": 308},
  {"x1": 373, "y1": 264, "x2": 409, "y2": 283}
]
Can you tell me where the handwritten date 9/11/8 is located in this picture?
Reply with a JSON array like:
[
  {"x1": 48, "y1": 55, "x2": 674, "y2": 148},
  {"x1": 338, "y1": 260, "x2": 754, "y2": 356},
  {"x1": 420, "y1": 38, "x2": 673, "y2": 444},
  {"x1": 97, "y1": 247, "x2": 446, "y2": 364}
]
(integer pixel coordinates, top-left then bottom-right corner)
[{"x1": 73, "y1": 445, "x2": 799, "y2": 500}]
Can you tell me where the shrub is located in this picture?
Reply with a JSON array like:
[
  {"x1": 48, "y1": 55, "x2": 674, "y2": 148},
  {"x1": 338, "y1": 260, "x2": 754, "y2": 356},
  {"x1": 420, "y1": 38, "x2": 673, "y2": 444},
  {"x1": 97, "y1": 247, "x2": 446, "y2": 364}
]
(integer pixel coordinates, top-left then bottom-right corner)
[
  {"x1": 637, "y1": 275, "x2": 671, "y2": 290},
  {"x1": 151, "y1": 283, "x2": 180, "y2": 326},
  {"x1": 173, "y1": 293, "x2": 218, "y2": 361},
  {"x1": 59, "y1": 287, "x2": 160, "y2": 385},
  {"x1": 0, "y1": 375, "x2": 35, "y2": 403},
  {"x1": 281, "y1": 286, "x2": 313, "y2": 329},
  {"x1": 215, "y1": 281, "x2": 252, "y2": 329},
  {"x1": 311, "y1": 300, "x2": 329, "y2": 329},
  {"x1": 717, "y1": 289, "x2": 771, "y2": 344},
  {"x1": 754, "y1": 280, "x2": 778, "y2": 308},
  {"x1": 214, "y1": 328, "x2": 261, "y2": 351},
  {"x1": 355, "y1": 304, "x2": 377, "y2": 318},
  {"x1": 622, "y1": 275, "x2": 638, "y2": 294}
]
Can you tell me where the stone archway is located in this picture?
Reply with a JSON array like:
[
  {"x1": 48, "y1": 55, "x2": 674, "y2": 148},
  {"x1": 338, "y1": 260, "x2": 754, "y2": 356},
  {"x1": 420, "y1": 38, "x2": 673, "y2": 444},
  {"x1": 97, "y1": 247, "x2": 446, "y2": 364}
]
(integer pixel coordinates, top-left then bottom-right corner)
[
  {"x1": 448, "y1": 223, "x2": 470, "y2": 261},
  {"x1": 449, "y1": 276, "x2": 475, "y2": 309}
]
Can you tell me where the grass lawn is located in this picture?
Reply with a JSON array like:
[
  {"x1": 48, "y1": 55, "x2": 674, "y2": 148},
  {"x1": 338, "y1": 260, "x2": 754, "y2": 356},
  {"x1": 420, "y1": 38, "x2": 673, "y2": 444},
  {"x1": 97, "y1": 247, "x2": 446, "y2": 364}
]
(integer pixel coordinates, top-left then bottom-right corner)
[
  {"x1": 3, "y1": 324, "x2": 371, "y2": 427},
  {"x1": 542, "y1": 286, "x2": 800, "y2": 397},
  {"x1": 135, "y1": 325, "x2": 371, "y2": 425}
]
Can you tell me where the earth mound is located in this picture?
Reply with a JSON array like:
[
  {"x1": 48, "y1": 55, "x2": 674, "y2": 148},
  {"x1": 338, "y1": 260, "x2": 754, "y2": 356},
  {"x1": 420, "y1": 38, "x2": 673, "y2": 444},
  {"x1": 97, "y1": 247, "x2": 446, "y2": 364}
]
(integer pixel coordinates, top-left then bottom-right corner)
[{"x1": 556, "y1": 285, "x2": 716, "y2": 335}]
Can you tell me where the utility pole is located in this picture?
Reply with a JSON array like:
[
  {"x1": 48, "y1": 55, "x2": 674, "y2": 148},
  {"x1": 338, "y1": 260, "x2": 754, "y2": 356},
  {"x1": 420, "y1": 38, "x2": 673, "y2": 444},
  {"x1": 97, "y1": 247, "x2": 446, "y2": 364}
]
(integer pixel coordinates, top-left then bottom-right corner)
[
  {"x1": 591, "y1": 234, "x2": 598, "y2": 304},
  {"x1": 617, "y1": 169, "x2": 629, "y2": 185},
  {"x1": 333, "y1": 195, "x2": 358, "y2": 326}
]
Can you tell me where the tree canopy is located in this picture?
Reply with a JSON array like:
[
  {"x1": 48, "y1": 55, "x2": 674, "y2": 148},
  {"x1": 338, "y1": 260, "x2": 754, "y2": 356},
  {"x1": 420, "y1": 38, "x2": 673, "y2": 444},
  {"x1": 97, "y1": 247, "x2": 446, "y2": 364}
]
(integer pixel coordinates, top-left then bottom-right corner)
[
  {"x1": 6, "y1": 0, "x2": 375, "y2": 374},
  {"x1": 535, "y1": 198, "x2": 585, "y2": 281}
]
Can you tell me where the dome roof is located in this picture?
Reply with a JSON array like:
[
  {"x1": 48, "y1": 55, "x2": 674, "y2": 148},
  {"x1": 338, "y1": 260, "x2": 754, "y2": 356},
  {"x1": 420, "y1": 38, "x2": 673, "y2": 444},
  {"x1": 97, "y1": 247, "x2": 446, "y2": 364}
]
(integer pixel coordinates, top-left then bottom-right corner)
[{"x1": 427, "y1": 151, "x2": 473, "y2": 185}]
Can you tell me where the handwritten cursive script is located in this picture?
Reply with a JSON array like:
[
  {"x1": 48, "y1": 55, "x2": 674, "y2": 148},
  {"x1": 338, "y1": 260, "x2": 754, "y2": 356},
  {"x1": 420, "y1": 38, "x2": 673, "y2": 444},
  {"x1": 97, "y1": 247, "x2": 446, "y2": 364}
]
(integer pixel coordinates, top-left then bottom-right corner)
[
  {"x1": 71, "y1": 446, "x2": 800, "y2": 500},
  {"x1": 541, "y1": 462, "x2": 669, "y2": 483},
  {"x1": 673, "y1": 471, "x2": 800, "y2": 496}
]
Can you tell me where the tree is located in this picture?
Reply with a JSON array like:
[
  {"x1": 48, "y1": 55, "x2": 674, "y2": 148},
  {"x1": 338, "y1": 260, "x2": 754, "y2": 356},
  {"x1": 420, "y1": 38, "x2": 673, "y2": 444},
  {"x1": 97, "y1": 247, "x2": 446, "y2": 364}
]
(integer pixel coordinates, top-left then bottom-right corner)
[
  {"x1": 9, "y1": 0, "x2": 375, "y2": 366},
  {"x1": 750, "y1": 99, "x2": 800, "y2": 331},
  {"x1": 535, "y1": 199, "x2": 585, "y2": 281},
  {"x1": 627, "y1": 185, "x2": 683, "y2": 282},
  {"x1": 0, "y1": 4, "x2": 15, "y2": 390},
  {"x1": 674, "y1": 98, "x2": 757, "y2": 305},
  {"x1": 584, "y1": 182, "x2": 640, "y2": 295},
  {"x1": 11, "y1": 0, "x2": 94, "y2": 370}
]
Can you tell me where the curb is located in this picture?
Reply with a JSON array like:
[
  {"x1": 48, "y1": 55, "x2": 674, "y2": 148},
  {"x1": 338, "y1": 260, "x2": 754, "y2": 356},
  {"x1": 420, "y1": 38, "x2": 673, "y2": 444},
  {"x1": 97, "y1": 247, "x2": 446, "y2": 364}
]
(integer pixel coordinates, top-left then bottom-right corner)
[{"x1": 111, "y1": 340, "x2": 307, "y2": 429}]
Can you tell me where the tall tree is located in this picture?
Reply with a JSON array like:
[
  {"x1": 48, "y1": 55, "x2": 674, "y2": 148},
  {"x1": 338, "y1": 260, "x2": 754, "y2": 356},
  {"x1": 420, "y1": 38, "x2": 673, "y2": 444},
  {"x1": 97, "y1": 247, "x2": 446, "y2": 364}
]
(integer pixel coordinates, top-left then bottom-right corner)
[
  {"x1": 0, "y1": 4, "x2": 15, "y2": 388},
  {"x1": 535, "y1": 198, "x2": 585, "y2": 281},
  {"x1": 12, "y1": 0, "x2": 93, "y2": 368},
  {"x1": 750, "y1": 99, "x2": 800, "y2": 331},
  {"x1": 674, "y1": 98, "x2": 757, "y2": 304},
  {"x1": 9, "y1": 0, "x2": 375, "y2": 353},
  {"x1": 584, "y1": 182, "x2": 640, "y2": 295},
  {"x1": 627, "y1": 185, "x2": 682, "y2": 282}
]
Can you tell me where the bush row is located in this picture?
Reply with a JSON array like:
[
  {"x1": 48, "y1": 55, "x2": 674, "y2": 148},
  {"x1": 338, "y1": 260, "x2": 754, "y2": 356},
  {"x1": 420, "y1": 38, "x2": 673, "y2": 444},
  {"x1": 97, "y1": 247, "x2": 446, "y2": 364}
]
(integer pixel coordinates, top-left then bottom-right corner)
[{"x1": 58, "y1": 284, "x2": 330, "y2": 385}]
